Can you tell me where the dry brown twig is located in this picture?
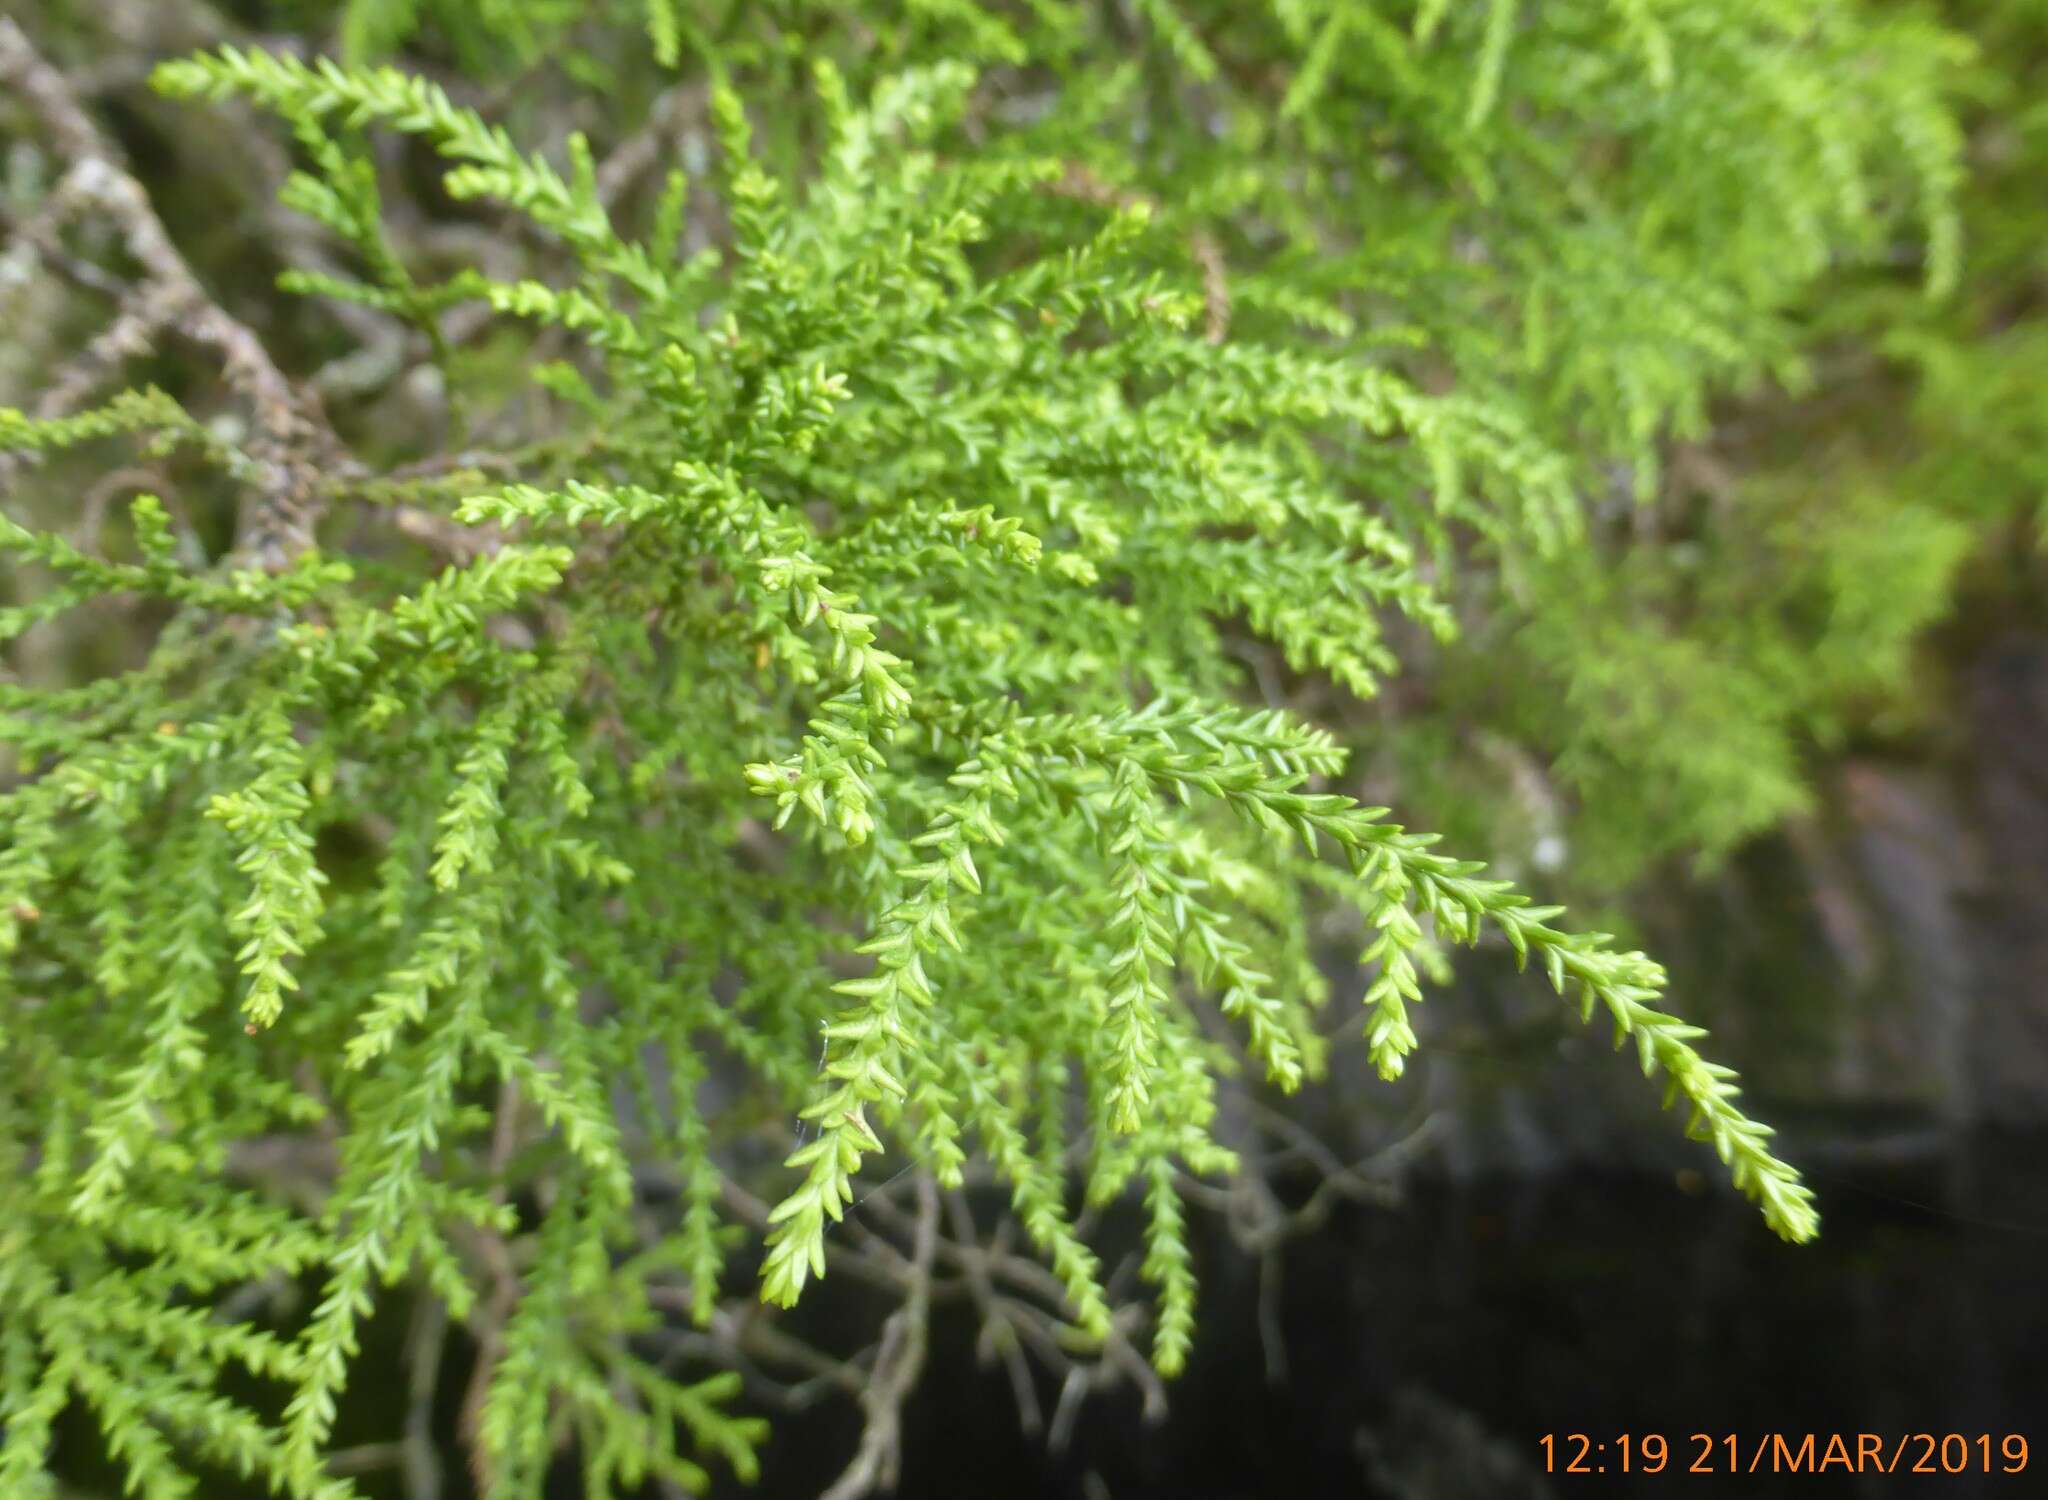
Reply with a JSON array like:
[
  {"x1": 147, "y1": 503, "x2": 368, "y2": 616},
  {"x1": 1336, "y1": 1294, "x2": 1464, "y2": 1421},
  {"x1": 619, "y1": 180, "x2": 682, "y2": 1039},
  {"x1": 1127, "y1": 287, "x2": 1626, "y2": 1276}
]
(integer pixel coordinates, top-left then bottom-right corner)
[
  {"x1": 597, "y1": 80, "x2": 714, "y2": 209},
  {"x1": 0, "y1": 14, "x2": 349, "y2": 568},
  {"x1": 456, "y1": 1078, "x2": 526, "y2": 1497},
  {"x1": 819, "y1": 1170, "x2": 941, "y2": 1500}
]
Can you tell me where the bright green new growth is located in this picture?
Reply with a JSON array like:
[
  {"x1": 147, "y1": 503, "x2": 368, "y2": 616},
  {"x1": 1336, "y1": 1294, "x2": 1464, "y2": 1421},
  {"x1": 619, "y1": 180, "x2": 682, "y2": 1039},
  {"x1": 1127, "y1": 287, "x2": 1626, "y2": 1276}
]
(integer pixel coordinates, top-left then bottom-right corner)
[{"x1": 1, "y1": 2, "x2": 1983, "y2": 1494}]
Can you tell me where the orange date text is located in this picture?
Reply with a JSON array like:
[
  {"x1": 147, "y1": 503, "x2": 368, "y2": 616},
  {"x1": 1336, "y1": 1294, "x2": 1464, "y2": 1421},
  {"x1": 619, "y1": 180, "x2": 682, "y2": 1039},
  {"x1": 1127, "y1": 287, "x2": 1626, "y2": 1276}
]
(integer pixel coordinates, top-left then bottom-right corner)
[{"x1": 1539, "y1": 1432, "x2": 2030, "y2": 1477}]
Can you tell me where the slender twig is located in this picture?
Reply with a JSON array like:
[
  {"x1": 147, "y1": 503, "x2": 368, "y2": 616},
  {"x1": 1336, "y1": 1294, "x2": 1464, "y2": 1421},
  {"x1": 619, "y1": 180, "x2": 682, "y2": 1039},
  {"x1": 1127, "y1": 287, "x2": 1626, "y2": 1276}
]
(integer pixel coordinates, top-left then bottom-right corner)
[
  {"x1": 400, "y1": 1295, "x2": 448, "y2": 1500},
  {"x1": 596, "y1": 81, "x2": 712, "y2": 208},
  {"x1": 0, "y1": 15, "x2": 350, "y2": 566},
  {"x1": 456, "y1": 1079, "x2": 523, "y2": 1496},
  {"x1": 819, "y1": 1171, "x2": 939, "y2": 1500},
  {"x1": 944, "y1": 1189, "x2": 1043, "y2": 1436}
]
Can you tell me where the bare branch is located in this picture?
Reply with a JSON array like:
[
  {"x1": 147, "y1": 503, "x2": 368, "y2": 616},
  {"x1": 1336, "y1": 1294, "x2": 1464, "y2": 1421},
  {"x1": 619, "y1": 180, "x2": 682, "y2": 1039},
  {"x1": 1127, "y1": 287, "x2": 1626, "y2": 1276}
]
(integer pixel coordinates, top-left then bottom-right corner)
[
  {"x1": 456, "y1": 1079, "x2": 523, "y2": 1497},
  {"x1": 400, "y1": 1295, "x2": 448, "y2": 1500},
  {"x1": 945, "y1": 1189, "x2": 1043, "y2": 1436},
  {"x1": 819, "y1": 1171, "x2": 939, "y2": 1500},
  {"x1": 0, "y1": 14, "x2": 349, "y2": 566},
  {"x1": 597, "y1": 81, "x2": 712, "y2": 208}
]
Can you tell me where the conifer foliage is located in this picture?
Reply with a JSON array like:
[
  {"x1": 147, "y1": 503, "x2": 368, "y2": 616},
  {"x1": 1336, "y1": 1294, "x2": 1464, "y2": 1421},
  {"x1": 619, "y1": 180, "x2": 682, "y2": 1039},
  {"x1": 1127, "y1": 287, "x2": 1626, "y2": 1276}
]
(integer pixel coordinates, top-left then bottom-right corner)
[{"x1": 0, "y1": 3, "x2": 1976, "y2": 1495}]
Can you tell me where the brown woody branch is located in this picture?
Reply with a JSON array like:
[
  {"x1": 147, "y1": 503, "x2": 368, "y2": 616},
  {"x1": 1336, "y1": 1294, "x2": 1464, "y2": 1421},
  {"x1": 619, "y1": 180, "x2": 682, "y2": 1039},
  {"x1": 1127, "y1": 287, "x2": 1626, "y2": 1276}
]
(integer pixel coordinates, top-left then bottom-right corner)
[
  {"x1": 819, "y1": 1170, "x2": 940, "y2": 1500},
  {"x1": 0, "y1": 15, "x2": 348, "y2": 569}
]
